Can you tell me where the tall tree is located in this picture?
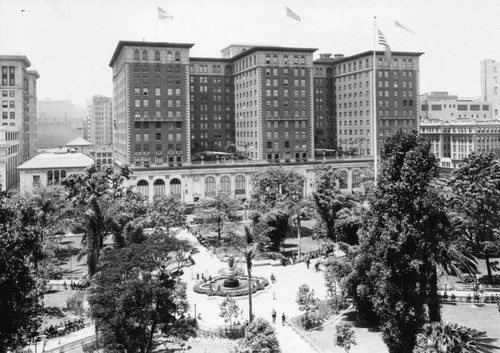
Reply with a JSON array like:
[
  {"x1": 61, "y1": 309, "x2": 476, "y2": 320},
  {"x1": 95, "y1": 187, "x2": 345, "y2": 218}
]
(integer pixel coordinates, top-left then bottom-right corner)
[
  {"x1": 313, "y1": 165, "x2": 355, "y2": 241},
  {"x1": 449, "y1": 152, "x2": 500, "y2": 283},
  {"x1": 224, "y1": 224, "x2": 281, "y2": 323},
  {"x1": 63, "y1": 163, "x2": 131, "y2": 277},
  {"x1": 296, "y1": 284, "x2": 319, "y2": 322},
  {"x1": 192, "y1": 189, "x2": 241, "y2": 243},
  {"x1": 346, "y1": 130, "x2": 454, "y2": 353},
  {"x1": 219, "y1": 295, "x2": 242, "y2": 327},
  {"x1": 88, "y1": 233, "x2": 194, "y2": 353},
  {"x1": 0, "y1": 189, "x2": 43, "y2": 352}
]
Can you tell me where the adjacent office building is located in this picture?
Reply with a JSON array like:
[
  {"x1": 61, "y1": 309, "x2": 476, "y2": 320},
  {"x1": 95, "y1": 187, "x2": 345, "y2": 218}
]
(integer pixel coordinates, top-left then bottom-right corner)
[
  {"x1": 86, "y1": 95, "x2": 114, "y2": 164},
  {"x1": 0, "y1": 55, "x2": 39, "y2": 190},
  {"x1": 481, "y1": 59, "x2": 500, "y2": 118}
]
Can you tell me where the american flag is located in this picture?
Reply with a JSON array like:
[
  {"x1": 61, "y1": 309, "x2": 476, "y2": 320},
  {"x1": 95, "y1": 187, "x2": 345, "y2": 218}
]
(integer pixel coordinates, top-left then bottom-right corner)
[{"x1": 378, "y1": 29, "x2": 392, "y2": 66}]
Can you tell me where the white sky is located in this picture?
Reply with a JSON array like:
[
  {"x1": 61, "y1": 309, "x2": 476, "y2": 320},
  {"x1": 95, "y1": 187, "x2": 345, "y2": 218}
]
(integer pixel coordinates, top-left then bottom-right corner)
[{"x1": 1, "y1": 0, "x2": 500, "y2": 107}]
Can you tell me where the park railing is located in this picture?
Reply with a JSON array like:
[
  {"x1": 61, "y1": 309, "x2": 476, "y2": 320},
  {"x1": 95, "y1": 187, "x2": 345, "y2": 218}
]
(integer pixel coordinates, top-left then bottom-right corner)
[{"x1": 41, "y1": 335, "x2": 95, "y2": 353}]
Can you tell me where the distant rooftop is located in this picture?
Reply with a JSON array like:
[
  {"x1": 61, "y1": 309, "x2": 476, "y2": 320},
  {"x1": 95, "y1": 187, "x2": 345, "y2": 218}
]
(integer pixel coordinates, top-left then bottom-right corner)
[
  {"x1": 0, "y1": 55, "x2": 31, "y2": 67},
  {"x1": 17, "y1": 150, "x2": 94, "y2": 170},
  {"x1": 65, "y1": 137, "x2": 93, "y2": 146}
]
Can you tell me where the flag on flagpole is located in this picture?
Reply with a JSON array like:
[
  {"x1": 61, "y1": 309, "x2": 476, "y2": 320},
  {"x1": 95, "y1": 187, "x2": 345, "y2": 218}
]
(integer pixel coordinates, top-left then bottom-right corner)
[
  {"x1": 158, "y1": 6, "x2": 173, "y2": 20},
  {"x1": 395, "y1": 21, "x2": 417, "y2": 36},
  {"x1": 286, "y1": 6, "x2": 301, "y2": 21},
  {"x1": 378, "y1": 29, "x2": 392, "y2": 66}
]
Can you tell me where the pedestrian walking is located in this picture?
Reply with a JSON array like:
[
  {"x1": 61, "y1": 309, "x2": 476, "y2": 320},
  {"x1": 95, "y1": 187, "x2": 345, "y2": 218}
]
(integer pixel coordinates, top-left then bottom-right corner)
[
  {"x1": 272, "y1": 309, "x2": 277, "y2": 324},
  {"x1": 306, "y1": 258, "x2": 310, "y2": 269},
  {"x1": 281, "y1": 312, "x2": 286, "y2": 326}
]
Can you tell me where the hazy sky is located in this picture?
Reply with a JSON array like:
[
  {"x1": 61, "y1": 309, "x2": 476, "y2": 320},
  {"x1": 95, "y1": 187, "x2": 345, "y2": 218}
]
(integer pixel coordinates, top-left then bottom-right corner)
[{"x1": 1, "y1": 0, "x2": 500, "y2": 107}]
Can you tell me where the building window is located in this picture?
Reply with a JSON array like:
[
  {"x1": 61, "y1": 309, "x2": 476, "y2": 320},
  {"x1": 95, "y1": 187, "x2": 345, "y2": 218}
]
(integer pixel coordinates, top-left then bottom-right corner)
[
  {"x1": 221, "y1": 176, "x2": 231, "y2": 191},
  {"x1": 137, "y1": 180, "x2": 149, "y2": 197},
  {"x1": 154, "y1": 50, "x2": 160, "y2": 61},
  {"x1": 235, "y1": 175, "x2": 246, "y2": 194},
  {"x1": 134, "y1": 49, "x2": 140, "y2": 60},
  {"x1": 205, "y1": 176, "x2": 216, "y2": 197},
  {"x1": 153, "y1": 179, "x2": 165, "y2": 197},
  {"x1": 142, "y1": 50, "x2": 148, "y2": 61},
  {"x1": 170, "y1": 178, "x2": 181, "y2": 196}
]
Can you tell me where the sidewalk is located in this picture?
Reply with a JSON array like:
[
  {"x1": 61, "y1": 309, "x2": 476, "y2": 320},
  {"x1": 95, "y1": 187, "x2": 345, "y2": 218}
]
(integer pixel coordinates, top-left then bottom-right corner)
[{"x1": 29, "y1": 325, "x2": 95, "y2": 352}]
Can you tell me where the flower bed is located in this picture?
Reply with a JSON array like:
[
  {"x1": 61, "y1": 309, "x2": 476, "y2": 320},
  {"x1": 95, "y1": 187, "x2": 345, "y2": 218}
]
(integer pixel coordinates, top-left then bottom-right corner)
[{"x1": 193, "y1": 277, "x2": 269, "y2": 297}]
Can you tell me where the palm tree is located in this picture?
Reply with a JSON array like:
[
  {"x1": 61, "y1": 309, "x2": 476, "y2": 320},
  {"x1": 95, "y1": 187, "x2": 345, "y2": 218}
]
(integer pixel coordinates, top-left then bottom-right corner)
[
  {"x1": 415, "y1": 321, "x2": 499, "y2": 353},
  {"x1": 226, "y1": 224, "x2": 282, "y2": 323},
  {"x1": 289, "y1": 197, "x2": 312, "y2": 256}
]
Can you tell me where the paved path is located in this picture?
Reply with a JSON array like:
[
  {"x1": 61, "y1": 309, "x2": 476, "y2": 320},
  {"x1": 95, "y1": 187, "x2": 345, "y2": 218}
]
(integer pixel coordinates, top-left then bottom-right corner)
[{"x1": 179, "y1": 228, "x2": 328, "y2": 352}]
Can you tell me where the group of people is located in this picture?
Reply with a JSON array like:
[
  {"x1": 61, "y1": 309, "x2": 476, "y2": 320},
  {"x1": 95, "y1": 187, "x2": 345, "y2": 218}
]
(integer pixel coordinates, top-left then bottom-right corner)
[
  {"x1": 67, "y1": 281, "x2": 89, "y2": 290},
  {"x1": 42, "y1": 318, "x2": 85, "y2": 338},
  {"x1": 271, "y1": 309, "x2": 286, "y2": 326}
]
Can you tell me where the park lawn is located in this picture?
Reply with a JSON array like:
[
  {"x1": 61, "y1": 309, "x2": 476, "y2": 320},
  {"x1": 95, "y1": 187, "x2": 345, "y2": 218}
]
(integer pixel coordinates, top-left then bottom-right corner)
[{"x1": 305, "y1": 304, "x2": 500, "y2": 353}]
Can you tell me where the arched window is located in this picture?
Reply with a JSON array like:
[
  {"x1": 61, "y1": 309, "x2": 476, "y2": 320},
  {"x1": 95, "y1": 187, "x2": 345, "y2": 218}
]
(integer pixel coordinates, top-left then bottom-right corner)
[
  {"x1": 265, "y1": 55, "x2": 271, "y2": 64},
  {"x1": 61, "y1": 170, "x2": 67, "y2": 180},
  {"x1": 108, "y1": 158, "x2": 113, "y2": 164},
  {"x1": 300, "y1": 55, "x2": 306, "y2": 65},
  {"x1": 166, "y1": 51, "x2": 173, "y2": 62},
  {"x1": 174, "y1": 51, "x2": 181, "y2": 62},
  {"x1": 137, "y1": 179, "x2": 149, "y2": 197},
  {"x1": 205, "y1": 176, "x2": 216, "y2": 197},
  {"x1": 134, "y1": 49, "x2": 140, "y2": 60},
  {"x1": 339, "y1": 171, "x2": 348, "y2": 189},
  {"x1": 402, "y1": 59, "x2": 407, "y2": 69},
  {"x1": 408, "y1": 59, "x2": 413, "y2": 69},
  {"x1": 393, "y1": 58, "x2": 398, "y2": 68},
  {"x1": 272, "y1": 55, "x2": 278, "y2": 65},
  {"x1": 352, "y1": 170, "x2": 361, "y2": 188},
  {"x1": 97, "y1": 159, "x2": 101, "y2": 164},
  {"x1": 154, "y1": 50, "x2": 160, "y2": 61},
  {"x1": 142, "y1": 50, "x2": 148, "y2": 61},
  {"x1": 293, "y1": 55, "x2": 299, "y2": 65},
  {"x1": 47, "y1": 170, "x2": 53, "y2": 185},
  {"x1": 235, "y1": 175, "x2": 246, "y2": 194},
  {"x1": 220, "y1": 176, "x2": 231, "y2": 191},
  {"x1": 153, "y1": 179, "x2": 165, "y2": 197},
  {"x1": 283, "y1": 55, "x2": 289, "y2": 65},
  {"x1": 54, "y1": 170, "x2": 60, "y2": 184},
  {"x1": 170, "y1": 178, "x2": 182, "y2": 196},
  {"x1": 378, "y1": 58, "x2": 383, "y2": 67}
]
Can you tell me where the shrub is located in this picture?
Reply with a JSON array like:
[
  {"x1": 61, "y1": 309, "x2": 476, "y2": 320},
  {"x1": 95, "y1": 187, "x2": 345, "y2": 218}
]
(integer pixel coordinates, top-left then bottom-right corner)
[{"x1": 66, "y1": 291, "x2": 86, "y2": 316}]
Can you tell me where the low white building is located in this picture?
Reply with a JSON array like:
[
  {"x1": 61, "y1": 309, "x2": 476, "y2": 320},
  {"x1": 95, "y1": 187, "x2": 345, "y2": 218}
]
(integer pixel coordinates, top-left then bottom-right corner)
[{"x1": 17, "y1": 148, "x2": 94, "y2": 193}]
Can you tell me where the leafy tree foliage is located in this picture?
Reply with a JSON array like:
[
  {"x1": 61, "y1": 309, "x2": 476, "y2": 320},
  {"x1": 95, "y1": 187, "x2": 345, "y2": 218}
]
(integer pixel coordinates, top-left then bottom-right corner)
[
  {"x1": 335, "y1": 322, "x2": 357, "y2": 352},
  {"x1": 251, "y1": 166, "x2": 305, "y2": 249},
  {"x1": 324, "y1": 257, "x2": 353, "y2": 301},
  {"x1": 219, "y1": 295, "x2": 241, "y2": 327},
  {"x1": 449, "y1": 152, "x2": 500, "y2": 283},
  {"x1": 88, "y1": 232, "x2": 194, "y2": 353},
  {"x1": 192, "y1": 189, "x2": 242, "y2": 243},
  {"x1": 251, "y1": 166, "x2": 305, "y2": 210},
  {"x1": 239, "y1": 318, "x2": 280, "y2": 353},
  {"x1": 63, "y1": 163, "x2": 132, "y2": 276},
  {"x1": 345, "y1": 130, "x2": 458, "y2": 353},
  {"x1": 147, "y1": 194, "x2": 187, "y2": 234},
  {"x1": 334, "y1": 205, "x2": 364, "y2": 245},
  {"x1": 313, "y1": 165, "x2": 356, "y2": 241},
  {"x1": 414, "y1": 322, "x2": 499, "y2": 353},
  {"x1": 0, "y1": 189, "x2": 43, "y2": 352},
  {"x1": 296, "y1": 284, "x2": 319, "y2": 319}
]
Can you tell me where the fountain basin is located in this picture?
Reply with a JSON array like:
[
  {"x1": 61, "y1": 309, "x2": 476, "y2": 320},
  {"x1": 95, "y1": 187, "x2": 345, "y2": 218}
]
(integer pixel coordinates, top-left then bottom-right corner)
[{"x1": 193, "y1": 276, "x2": 269, "y2": 297}]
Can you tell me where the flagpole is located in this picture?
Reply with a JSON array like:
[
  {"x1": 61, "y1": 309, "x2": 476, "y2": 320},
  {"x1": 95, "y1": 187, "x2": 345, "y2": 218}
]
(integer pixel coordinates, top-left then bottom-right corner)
[
  {"x1": 372, "y1": 16, "x2": 378, "y2": 185},
  {"x1": 156, "y1": 2, "x2": 159, "y2": 41}
]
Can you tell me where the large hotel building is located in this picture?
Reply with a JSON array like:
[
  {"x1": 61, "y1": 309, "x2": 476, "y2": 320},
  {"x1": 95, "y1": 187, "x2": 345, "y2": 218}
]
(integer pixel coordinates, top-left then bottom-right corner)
[{"x1": 109, "y1": 41, "x2": 422, "y2": 167}]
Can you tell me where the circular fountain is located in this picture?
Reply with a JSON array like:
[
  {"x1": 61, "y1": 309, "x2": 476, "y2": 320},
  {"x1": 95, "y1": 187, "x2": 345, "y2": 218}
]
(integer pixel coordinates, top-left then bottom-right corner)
[{"x1": 193, "y1": 256, "x2": 269, "y2": 297}]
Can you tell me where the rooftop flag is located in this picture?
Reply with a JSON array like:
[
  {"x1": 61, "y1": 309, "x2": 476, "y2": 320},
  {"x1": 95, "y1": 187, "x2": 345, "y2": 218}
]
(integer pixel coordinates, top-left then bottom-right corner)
[
  {"x1": 395, "y1": 21, "x2": 417, "y2": 36},
  {"x1": 378, "y1": 29, "x2": 392, "y2": 66},
  {"x1": 286, "y1": 6, "x2": 301, "y2": 21},
  {"x1": 158, "y1": 6, "x2": 173, "y2": 20}
]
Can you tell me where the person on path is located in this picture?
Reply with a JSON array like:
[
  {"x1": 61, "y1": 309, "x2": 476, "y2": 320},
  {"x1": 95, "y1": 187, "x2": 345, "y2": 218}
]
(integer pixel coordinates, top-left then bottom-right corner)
[
  {"x1": 272, "y1": 309, "x2": 277, "y2": 324},
  {"x1": 306, "y1": 258, "x2": 310, "y2": 269},
  {"x1": 281, "y1": 312, "x2": 286, "y2": 326}
]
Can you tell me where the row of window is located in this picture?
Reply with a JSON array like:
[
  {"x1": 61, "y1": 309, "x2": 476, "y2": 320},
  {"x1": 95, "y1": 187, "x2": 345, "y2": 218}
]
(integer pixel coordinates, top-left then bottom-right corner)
[
  {"x1": 135, "y1": 175, "x2": 247, "y2": 198},
  {"x1": 133, "y1": 49, "x2": 180, "y2": 62},
  {"x1": 1, "y1": 66, "x2": 15, "y2": 86},
  {"x1": 134, "y1": 121, "x2": 182, "y2": 130}
]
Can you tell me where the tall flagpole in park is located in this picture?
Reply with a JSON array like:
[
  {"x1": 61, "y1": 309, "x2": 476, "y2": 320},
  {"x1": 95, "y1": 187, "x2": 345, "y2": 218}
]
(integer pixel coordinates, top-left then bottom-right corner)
[{"x1": 372, "y1": 17, "x2": 378, "y2": 184}]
